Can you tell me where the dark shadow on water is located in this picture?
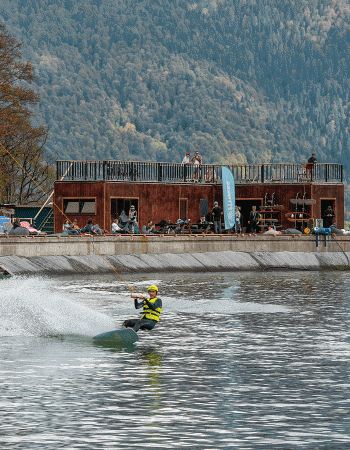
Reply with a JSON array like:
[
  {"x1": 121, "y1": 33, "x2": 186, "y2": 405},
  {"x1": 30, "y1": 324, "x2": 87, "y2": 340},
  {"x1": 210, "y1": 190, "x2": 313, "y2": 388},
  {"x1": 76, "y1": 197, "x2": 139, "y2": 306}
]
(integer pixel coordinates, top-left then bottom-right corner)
[
  {"x1": 93, "y1": 339, "x2": 138, "y2": 353},
  {"x1": 44, "y1": 334, "x2": 138, "y2": 353}
]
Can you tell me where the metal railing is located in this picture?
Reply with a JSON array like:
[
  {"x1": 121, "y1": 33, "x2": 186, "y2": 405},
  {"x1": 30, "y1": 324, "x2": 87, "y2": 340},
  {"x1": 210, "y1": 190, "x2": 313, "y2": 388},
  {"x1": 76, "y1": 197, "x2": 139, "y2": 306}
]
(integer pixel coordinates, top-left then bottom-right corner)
[{"x1": 56, "y1": 160, "x2": 343, "y2": 184}]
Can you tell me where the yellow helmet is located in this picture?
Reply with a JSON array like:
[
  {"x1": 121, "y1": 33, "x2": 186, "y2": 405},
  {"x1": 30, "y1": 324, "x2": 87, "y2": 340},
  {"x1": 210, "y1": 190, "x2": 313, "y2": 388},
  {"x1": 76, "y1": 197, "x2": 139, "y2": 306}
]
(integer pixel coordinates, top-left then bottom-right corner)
[{"x1": 148, "y1": 285, "x2": 158, "y2": 292}]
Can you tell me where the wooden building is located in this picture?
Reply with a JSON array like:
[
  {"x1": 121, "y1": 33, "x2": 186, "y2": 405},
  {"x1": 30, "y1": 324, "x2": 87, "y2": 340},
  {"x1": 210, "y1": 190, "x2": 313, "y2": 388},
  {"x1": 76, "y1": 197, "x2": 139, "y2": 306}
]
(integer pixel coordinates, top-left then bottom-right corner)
[{"x1": 53, "y1": 160, "x2": 344, "y2": 233}]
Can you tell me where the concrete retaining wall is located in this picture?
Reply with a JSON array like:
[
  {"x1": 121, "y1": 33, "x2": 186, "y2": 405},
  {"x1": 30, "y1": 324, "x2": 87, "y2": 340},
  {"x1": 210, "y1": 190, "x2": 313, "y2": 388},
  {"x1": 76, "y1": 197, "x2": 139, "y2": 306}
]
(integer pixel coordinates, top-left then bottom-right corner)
[
  {"x1": 0, "y1": 251, "x2": 349, "y2": 276},
  {"x1": 0, "y1": 234, "x2": 349, "y2": 275},
  {"x1": 0, "y1": 233, "x2": 350, "y2": 258}
]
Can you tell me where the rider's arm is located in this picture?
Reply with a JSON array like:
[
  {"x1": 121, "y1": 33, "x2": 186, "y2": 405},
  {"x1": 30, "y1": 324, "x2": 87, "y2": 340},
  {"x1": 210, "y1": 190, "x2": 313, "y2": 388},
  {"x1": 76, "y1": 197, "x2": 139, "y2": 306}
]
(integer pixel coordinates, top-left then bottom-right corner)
[
  {"x1": 134, "y1": 298, "x2": 144, "y2": 309},
  {"x1": 131, "y1": 293, "x2": 145, "y2": 309}
]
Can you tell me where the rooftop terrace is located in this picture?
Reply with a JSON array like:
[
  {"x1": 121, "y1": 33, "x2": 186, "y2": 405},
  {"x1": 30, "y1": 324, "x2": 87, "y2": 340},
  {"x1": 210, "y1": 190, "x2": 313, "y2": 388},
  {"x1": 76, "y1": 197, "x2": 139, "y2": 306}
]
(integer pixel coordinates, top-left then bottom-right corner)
[{"x1": 56, "y1": 160, "x2": 343, "y2": 184}]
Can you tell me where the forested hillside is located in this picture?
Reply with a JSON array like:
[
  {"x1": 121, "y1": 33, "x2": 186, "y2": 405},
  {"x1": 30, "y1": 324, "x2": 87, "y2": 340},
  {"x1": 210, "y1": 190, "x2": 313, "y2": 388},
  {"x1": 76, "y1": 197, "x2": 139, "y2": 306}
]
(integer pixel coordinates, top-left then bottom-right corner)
[{"x1": 1, "y1": 0, "x2": 350, "y2": 176}]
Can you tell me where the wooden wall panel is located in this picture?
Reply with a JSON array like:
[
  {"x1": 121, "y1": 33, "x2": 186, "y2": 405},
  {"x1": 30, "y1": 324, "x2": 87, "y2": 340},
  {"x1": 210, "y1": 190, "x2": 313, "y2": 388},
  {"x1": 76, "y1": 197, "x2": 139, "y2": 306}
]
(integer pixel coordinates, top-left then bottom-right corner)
[
  {"x1": 54, "y1": 181, "x2": 344, "y2": 232},
  {"x1": 54, "y1": 181, "x2": 216, "y2": 232},
  {"x1": 311, "y1": 184, "x2": 344, "y2": 227}
]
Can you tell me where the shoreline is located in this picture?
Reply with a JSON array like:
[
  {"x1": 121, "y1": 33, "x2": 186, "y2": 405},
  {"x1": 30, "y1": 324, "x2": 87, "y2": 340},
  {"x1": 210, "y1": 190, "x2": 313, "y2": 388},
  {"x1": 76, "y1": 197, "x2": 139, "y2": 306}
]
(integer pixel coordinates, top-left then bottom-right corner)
[{"x1": 1, "y1": 234, "x2": 349, "y2": 275}]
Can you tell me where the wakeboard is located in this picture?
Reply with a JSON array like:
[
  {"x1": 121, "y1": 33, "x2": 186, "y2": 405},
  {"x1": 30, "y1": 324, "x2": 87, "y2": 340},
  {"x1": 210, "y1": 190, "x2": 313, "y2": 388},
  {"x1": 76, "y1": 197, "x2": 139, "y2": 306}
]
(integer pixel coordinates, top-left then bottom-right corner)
[{"x1": 93, "y1": 329, "x2": 139, "y2": 344}]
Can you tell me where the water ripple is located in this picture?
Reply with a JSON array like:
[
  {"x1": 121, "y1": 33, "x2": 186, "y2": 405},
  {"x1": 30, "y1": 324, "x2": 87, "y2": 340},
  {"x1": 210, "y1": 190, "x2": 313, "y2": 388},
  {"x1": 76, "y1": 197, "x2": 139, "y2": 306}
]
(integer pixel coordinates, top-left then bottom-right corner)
[{"x1": 1, "y1": 271, "x2": 350, "y2": 449}]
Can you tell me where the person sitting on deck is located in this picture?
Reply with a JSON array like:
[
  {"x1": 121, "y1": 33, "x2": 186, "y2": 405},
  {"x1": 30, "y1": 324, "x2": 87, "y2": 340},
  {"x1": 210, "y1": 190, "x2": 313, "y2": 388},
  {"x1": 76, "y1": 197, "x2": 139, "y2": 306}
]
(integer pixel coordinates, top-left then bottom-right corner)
[
  {"x1": 111, "y1": 218, "x2": 123, "y2": 234},
  {"x1": 174, "y1": 219, "x2": 185, "y2": 234},
  {"x1": 80, "y1": 218, "x2": 100, "y2": 235},
  {"x1": 8, "y1": 218, "x2": 30, "y2": 236},
  {"x1": 155, "y1": 219, "x2": 169, "y2": 234},
  {"x1": 143, "y1": 220, "x2": 155, "y2": 234},
  {"x1": 72, "y1": 219, "x2": 80, "y2": 231},
  {"x1": 124, "y1": 285, "x2": 162, "y2": 332},
  {"x1": 134, "y1": 222, "x2": 140, "y2": 234},
  {"x1": 12, "y1": 218, "x2": 22, "y2": 229},
  {"x1": 63, "y1": 219, "x2": 80, "y2": 235},
  {"x1": 111, "y1": 216, "x2": 129, "y2": 234},
  {"x1": 205, "y1": 167, "x2": 213, "y2": 183},
  {"x1": 329, "y1": 224, "x2": 346, "y2": 235},
  {"x1": 63, "y1": 219, "x2": 70, "y2": 232},
  {"x1": 197, "y1": 216, "x2": 207, "y2": 226},
  {"x1": 193, "y1": 216, "x2": 211, "y2": 233}
]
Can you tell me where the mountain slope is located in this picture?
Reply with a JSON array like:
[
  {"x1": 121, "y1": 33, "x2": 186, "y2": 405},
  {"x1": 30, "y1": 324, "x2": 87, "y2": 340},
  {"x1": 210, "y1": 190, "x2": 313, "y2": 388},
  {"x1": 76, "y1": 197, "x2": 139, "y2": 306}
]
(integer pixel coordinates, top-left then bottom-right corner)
[{"x1": 0, "y1": 0, "x2": 349, "y2": 173}]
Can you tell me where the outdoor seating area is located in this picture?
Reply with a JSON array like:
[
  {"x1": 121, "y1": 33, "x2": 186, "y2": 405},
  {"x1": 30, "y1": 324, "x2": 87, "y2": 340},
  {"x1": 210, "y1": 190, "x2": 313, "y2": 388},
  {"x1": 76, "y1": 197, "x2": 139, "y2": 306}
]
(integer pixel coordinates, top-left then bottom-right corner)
[
  {"x1": 148, "y1": 219, "x2": 213, "y2": 235},
  {"x1": 0, "y1": 217, "x2": 46, "y2": 236},
  {"x1": 124, "y1": 219, "x2": 213, "y2": 235}
]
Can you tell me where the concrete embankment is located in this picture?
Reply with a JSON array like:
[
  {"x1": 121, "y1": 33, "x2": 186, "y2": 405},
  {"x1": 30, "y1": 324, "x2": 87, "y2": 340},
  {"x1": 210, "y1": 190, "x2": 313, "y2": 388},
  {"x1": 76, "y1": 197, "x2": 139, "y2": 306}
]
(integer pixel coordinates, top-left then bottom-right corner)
[{"x1": 0, "y1": 234, "x2": 349, "y2": 275}]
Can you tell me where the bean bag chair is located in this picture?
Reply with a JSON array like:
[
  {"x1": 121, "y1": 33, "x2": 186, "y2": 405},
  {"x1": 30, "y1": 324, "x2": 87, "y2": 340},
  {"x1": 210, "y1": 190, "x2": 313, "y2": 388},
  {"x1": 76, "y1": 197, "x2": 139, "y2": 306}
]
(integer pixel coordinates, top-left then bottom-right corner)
[
  {"x1": 282, "y1": 228, "x2": 302, "y2": 235},
  {"x1": 330, "y1": 224, "x2": 347, "y2": 235},
  {"x1": 264, "y1": 228, "x2": 281, "y2": 235},
  {"x1": 9, "y1": 226, "x2": 30, "y2": 236}
]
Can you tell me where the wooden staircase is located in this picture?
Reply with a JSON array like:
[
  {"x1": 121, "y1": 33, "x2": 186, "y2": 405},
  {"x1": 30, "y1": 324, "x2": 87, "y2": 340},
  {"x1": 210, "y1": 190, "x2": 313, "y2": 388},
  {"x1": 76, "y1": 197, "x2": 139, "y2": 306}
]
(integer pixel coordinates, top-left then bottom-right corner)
[{"x1": 36, "y1": 209, "x2": 54, "y2": 234}]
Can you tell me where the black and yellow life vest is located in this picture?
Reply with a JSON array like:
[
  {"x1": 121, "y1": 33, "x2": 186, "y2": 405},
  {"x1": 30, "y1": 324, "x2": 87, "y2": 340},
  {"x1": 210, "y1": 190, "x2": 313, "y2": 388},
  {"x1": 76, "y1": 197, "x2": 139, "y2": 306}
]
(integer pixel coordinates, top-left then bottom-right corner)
[{"x1": 142, "y1": 297, "x2": 162, "y2": 322}]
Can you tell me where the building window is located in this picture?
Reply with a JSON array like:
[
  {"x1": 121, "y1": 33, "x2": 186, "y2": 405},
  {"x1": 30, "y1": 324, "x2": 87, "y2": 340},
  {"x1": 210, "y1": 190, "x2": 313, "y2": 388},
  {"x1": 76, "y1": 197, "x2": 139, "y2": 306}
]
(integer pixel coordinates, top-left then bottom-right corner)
[
  {"x1": 80, "y1": 200, "x2": 96, "y2": 214},
  {"x1": 64, "y1": 201, "x2": 80, "y2": 214},
  {"x1": 63, "y1": 199, "x2": 96, "y2": 215}
]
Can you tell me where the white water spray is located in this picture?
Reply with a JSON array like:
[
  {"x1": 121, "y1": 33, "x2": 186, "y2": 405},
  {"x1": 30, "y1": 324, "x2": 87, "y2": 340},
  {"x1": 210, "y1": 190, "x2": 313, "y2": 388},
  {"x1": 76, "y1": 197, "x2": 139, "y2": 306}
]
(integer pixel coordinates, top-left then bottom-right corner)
[{"x1": 0, "y1": 276, "x2": 116, "y2": 337}]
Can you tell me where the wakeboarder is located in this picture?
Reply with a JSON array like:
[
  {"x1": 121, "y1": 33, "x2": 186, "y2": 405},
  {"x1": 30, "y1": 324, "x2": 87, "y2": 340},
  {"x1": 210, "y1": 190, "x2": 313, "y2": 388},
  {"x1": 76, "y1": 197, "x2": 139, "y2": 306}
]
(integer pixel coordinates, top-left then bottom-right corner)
[{"x1": 123, "y1": 285, "x2": 162, "y2": 332}]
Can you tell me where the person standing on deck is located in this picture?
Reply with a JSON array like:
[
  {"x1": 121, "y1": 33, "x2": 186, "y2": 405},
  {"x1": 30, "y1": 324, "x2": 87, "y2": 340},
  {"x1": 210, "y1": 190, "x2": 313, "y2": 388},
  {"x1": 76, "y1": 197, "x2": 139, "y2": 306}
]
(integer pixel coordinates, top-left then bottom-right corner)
[
  {"x1": 128, "y1": 205, "x2": 137, "y2": 233},
  {"x1": 248, "y1": 206, "x2": 260, "y2": 233},
  {"x1": 323, "y1": 205, "x2": 335, "y2": 228},
  {"x1": 234, "y1": 205, "x2": 242, "y2": 234},
  {"x1": 211, "y1": 201, "x2": 223, "y2": 234},
  {"x1": 124, "y1": 285, "x2": 162, "y2": 332}
]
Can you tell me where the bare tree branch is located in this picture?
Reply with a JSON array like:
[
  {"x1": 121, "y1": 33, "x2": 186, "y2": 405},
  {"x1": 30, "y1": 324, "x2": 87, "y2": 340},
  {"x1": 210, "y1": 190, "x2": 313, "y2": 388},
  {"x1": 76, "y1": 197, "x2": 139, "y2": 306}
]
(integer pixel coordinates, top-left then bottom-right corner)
[{"x1": 0, "y1": 25, "x2": 53, "y2": 205}]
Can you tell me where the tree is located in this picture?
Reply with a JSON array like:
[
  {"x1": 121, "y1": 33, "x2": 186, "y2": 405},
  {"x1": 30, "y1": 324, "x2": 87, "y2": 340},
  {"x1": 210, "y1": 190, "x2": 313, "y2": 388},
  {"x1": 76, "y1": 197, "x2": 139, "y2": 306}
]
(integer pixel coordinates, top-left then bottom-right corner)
[{"x1": 0, "y1": 25, "x2": 53, "y2": 204}]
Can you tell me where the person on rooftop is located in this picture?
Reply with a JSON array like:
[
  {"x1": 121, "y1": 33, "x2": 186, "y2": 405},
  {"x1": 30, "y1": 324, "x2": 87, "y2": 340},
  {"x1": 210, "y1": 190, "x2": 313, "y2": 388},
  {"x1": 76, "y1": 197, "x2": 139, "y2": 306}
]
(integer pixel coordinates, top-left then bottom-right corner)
[
  {"x1": 181, "y1": 152, "x2": 191, "y2": 164},
  {"x1": 191, "y1": 151, "x2": 202, "y2": 182},
  {"x1": 306, "y1": 153, "x2": 317, "y2": 180},
  {"x1": 182, "y1": 152, "x2": 191, "y2": 181}
]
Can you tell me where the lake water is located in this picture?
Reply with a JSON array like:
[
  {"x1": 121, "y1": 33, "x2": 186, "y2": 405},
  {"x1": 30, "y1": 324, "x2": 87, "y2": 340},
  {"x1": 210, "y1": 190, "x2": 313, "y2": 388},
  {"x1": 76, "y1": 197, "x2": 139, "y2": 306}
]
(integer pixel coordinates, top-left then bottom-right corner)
[{"x1": 1, "y1": 270, "x2": 350, "y2": 449}]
